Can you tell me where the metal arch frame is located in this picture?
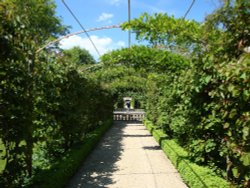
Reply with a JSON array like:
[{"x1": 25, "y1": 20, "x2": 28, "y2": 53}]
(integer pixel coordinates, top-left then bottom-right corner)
[{"x1": 36, "y1": 24, "x2": 122, "y2": 53}]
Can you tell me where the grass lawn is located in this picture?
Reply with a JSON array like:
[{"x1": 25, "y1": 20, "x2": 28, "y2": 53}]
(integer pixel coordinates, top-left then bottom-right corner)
[{"x1": 0, "y1": 139, "x2": 6, "y2": 172}]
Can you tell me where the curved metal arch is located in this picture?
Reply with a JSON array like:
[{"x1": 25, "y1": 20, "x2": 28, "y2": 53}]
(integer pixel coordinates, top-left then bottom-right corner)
[{"x1": 36, "y1": 24, "x2": 122, "y2": 53}]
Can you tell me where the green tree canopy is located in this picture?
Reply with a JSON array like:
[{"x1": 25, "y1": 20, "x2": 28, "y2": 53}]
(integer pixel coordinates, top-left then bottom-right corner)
[
  {"x1": 119, "y1": 1, "x2": 250, "y2": 186},
  {"x1": 63, "y1": 47, "x2": 96, "y2": 65},
  {"x1": 122, "y1": 0, "x2": 250, "y2": 59},
  {"x1": 121, "y1": 13, "x2": 203, "y2": 56},
  {"x1": 89, "y1": 45, "x2": 189, "y2": 109},
  {"x1": 0, "y1": 0, "x2": 67, "y2": 186}
]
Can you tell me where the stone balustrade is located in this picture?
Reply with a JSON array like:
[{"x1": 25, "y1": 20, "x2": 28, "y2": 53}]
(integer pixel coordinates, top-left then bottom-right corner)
[{"x1": 113, "y1": 109, "x2": 145, "y2": 121}]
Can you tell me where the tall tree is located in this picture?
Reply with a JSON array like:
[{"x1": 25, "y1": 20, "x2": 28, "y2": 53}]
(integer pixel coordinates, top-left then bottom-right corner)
[
  {"x1": 63, "y1": 47, "x2": 96, "y2": 65},
  {"x1": 0, "y1": 0, "x2": 66, "y2": 186}
]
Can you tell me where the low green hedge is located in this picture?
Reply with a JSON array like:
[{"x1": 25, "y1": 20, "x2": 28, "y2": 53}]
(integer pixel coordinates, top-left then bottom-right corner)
[
  {"x1": 144, "y1": 120, "x2": 230, "y2": 188},
  {"x1": 30, "y1": 119, "x2": 113, "y2": 188}
]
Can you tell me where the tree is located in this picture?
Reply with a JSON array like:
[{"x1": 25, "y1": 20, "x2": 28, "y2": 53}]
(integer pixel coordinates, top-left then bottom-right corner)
[
  {"x1": 203, "y1": 0, "x2": 250, "y2": 59},
  {"x1": 121, "y1": 0, "x2": 250, "y2": 186},
  {"x1": 0, "y1": 0, "x2": 66, "y2": 186},
  {"x1": 92, "y1": 45, "x2": 188, "y2": 111},
  {"x1": 63, "y1": 47, "x2": 96, "y2": 65},
  {"x1": 121, "y1": 13, "x2": 204, "y2": 56}
]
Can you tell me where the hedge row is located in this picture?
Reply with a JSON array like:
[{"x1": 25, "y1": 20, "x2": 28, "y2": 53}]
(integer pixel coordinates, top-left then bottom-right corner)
[
  {"x1": 30, "y1": 119, "x2": 113, "y2": 188},
  {"x1": 144, "y1": 120, "x2": 230, "y2": 188},
  {"x1": 122, "y1": 2, "x2": 250, "y2": 186},
  {"x1": 0, "y1": 1, "x2": 114, "y2": 186}
]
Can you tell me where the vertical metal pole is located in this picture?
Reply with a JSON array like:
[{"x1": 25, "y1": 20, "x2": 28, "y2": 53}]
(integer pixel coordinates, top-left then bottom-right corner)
[{"x1": 128, "y1": 0, "x2": 131, "y2": 48}]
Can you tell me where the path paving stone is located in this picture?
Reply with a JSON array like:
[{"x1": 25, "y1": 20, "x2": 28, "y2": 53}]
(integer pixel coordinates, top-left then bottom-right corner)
[{"x1": 66, "y1": 121, "x2": 188, "y2": 188}]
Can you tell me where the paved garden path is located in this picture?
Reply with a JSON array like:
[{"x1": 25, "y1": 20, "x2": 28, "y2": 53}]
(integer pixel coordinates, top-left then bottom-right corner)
[{"x1": 66, "y1": 121, "x2": 187, "y2": 188}]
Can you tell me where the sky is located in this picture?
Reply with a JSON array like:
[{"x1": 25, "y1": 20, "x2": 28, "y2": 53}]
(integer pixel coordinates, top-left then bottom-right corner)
[{"x1": 54, "y1": 0, "x2": 221, "y2": 60}]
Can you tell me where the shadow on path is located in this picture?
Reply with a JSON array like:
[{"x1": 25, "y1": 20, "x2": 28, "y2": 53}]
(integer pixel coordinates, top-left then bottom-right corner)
[
  {"x1": 66, "y1": 121, "x2": 128, "y2": 188},
  {"x1": 142, "y1": 146, "x2": 161, "y2": 150},
  {"x1": 66, "y1": 121, "x2": 188, "y2": 188}
]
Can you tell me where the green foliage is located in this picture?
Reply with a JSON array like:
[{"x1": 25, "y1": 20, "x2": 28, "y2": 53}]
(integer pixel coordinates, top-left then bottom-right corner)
[
  {"x1": 0, "y1": 0, "x2": 66, "y2": 186},
  {"x1": 1, "y1": 0, "x2": 249, "y2": 187},
  {"x1": 0, "y1": 140, "x2": 6, "y2": 172},
  {"x1": 122, "y1": 1, "x2": 250, "y2": 187},
  {"x1": 63, "y1": 46, "x2": 96, "y2": 65},
  {"x1": 93, "y1": 46, "x2": 149, "y2": 107},
  {"x1": 95, "y1": 45, "x2": 189, "y2": 109},
  {"x1": 144, "y1": 120, "x2": 230, "y2": 188},
  {"x1": 29, "y1": 119, "x2": 112, "y2": 188},
  {"x1": 0, "y1": 0, "x2": 114, "y2": 187},
  {"x1": 122, "y1": 13, "x2": 203, "y2": 55},
  {"x1": 204, "y1": 0, "x2": 250, "y2": 59}
]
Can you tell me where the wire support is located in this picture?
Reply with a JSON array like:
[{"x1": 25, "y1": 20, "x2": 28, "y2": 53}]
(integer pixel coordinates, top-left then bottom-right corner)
[
  {"x1": 183, "y1": 0, "x2": 196, "y2": 19},
  {"x1": 36, "y1": 24, "x2": 121, "y2": 53},
  {"x1": 62, "y1": 0, "x2": 101, "y2": 57}
]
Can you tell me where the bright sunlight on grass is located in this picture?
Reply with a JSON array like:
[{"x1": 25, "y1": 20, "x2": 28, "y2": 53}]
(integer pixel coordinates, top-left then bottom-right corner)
[{"x1": 0, "y1": 139, "x2": 6, "y2": 172}]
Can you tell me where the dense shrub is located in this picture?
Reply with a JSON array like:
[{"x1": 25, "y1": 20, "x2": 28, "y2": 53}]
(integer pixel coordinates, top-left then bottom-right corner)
[
  {"x1": 122, "y1": 1, "x2": 250, "y2": 186},
  {"x1": 143, "y1": 32, "x2": 250, "y2": 188},
  {"x1": 144, "y1": 120, "x2": 230, "y2": 188},
  {"x1": 30, "y1": 119, "x2": 113, "y2": 188},
  {"x1": 0, "y1": 1, "x2": 114, "y2": 187}
]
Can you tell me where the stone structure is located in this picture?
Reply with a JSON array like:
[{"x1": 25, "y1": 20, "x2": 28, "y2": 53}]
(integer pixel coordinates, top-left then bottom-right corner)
[
  {"x1": 123, "y1": 97, "x2": 133, "y2": 109},
  {"x1": 113, "y1": 109, "x2": 145, "y2": 121}
]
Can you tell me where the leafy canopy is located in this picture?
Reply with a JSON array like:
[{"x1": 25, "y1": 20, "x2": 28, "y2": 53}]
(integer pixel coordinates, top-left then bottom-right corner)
[{"x1": 63, "y1": 47, "x2": 96, "y2": 65}]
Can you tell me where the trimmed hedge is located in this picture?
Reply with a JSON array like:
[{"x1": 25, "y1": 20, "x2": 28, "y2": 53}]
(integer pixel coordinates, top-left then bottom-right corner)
[
  {"x1": 29, "y1": 119, "x2": 113, "y2": 188},
  {"x1": 144, "y1": 120, "x2": 230, "y2": 188}
]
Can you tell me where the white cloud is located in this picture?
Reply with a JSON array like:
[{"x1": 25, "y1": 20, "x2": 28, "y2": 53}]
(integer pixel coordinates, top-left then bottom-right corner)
[
  {"x1": 97, "y1": 12, "x2": 114, "y2": 23},
  {"x1": 117, "y1": 41, "x2": 126, "y2": 47},
  {"x1": 60, "y1": 35, "x2": 126, "y2": 59},
  {"x1": 109, "y1": 0, "x2": 121, "y2": 6}
]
